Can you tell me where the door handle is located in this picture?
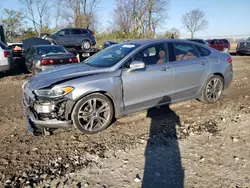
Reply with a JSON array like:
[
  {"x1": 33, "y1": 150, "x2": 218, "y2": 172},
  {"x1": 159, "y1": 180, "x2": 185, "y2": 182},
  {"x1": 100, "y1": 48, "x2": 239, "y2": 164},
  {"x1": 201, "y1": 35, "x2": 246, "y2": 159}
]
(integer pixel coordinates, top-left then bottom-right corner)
[{"x1": 162, "y1": 66, "x2": 172, "y2": 71}]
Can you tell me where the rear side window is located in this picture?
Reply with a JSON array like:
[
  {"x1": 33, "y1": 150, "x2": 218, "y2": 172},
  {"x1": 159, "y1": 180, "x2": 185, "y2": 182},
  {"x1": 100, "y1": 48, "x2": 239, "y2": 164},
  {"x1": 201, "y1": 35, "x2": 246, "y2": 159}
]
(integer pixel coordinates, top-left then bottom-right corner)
[
  {"x1": 173, "y1": 42, "x2": 200, "y2": 61},
  {"x1": 196, "y1": 46, "x2": 211, "y2": 57},
  {"x1": 71, "y1": 29, "x2": 82, "y2": 34},
  {"x1": 81, "y1": 29, "x2": 89, "y2": 34},
  {"x1": 222, "y1": 39, "x2": 229, "y2": 44}
]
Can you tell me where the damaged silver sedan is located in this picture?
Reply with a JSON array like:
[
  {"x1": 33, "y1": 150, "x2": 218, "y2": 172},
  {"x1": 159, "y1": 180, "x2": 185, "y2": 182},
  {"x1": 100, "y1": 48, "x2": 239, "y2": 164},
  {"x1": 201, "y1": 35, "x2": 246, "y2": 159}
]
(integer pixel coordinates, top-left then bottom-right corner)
[{"x1": 22, "y1": 39, "x2": 233, "y2": 135}]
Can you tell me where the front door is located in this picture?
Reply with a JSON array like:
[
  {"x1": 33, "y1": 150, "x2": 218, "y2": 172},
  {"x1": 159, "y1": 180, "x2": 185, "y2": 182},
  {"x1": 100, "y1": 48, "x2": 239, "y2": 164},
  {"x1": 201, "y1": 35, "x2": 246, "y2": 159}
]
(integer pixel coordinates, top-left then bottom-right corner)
[
  {"x1": 170, "y1": 42, "x2": 210, "y2": 101},
  {"x1": 122, "y1": 43, "x2": 174, "y2": 113},
  {"x1": 57, "y1": 29, "x2": 72, "y2": 46}
]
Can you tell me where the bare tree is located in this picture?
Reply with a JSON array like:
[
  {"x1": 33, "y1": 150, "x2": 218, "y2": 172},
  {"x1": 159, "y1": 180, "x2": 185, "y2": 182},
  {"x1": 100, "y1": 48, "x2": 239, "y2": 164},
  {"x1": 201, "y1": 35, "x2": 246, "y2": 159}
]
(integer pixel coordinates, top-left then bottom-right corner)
[
  {"x1": 58, "y1": 0, "x2": 101, "y2": 32},
  {"x1": 112, "y1": 0, "x2": 169, "y2": 38},
  {"x1": 19, "y1": 0, "x2": 50, "y2": 35},
  {"x1": 182, "y1": 9, "x2": 208, "y2": 39}
]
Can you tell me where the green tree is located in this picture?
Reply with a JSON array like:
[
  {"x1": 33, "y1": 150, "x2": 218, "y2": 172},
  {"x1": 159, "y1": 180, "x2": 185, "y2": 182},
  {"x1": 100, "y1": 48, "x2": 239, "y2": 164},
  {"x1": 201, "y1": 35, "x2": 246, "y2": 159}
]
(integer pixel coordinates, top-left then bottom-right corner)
[
  {"x1": 1, "y1": 9, "x2": 23, "y2": 42},
  {"x1": 20, "y1": 27, "x2": 37, "y2": 39}
]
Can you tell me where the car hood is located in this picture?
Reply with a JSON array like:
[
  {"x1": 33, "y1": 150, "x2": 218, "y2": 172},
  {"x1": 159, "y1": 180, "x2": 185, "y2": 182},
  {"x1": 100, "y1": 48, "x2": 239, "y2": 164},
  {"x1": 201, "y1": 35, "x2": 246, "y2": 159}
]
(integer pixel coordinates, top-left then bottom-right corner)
[
  {"x1": 26, "y1": 63, "x2": 110, "y2": 90},
  {"x1": 22, "y1": 37, "x2": 52, "y2": 51}
]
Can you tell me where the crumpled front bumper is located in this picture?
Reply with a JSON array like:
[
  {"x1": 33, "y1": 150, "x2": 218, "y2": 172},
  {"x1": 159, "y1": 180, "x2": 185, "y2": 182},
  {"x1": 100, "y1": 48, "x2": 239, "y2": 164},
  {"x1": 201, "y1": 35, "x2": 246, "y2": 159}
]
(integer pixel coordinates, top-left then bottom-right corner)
[{"x1": 22, "y1": 96, "x2": 71, "y2": 135}]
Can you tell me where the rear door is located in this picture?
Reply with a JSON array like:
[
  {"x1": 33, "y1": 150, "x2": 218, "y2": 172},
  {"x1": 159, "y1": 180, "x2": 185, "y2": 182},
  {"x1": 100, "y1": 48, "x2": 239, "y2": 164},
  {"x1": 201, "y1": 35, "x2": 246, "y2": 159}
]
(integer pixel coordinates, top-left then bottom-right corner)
[
  {"x1": 169, "y1": 42, "x2": 211, "y2": 101},
  {"x1": 122, "y1": 42, "x2": 174, "y2": 112},
  {"x1": 71, "y1": 29, "x2": 84, "y2": 45}
]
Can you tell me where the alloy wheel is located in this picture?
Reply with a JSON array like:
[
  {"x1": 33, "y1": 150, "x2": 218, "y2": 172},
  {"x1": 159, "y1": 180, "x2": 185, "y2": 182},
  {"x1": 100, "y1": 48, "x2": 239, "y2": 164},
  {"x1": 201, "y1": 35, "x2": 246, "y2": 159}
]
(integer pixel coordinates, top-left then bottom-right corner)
[
  {"x1": 206, "y1": 77, "x2": 223, "y2": 102},
  {"x1": 77, "y1": 98, "x2": 110, "y2": 131}
]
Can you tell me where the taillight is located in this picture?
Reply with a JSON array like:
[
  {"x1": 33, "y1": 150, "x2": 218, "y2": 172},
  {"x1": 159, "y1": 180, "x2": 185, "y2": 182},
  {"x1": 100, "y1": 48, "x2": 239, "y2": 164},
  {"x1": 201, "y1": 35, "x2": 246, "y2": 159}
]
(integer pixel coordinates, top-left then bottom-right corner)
[
  {"x1": 227, "y1": 57, "x2": 232, "y2": 63},
  {"x1": 73, "y1": 57, "x2": 78, "y2": 63},
  {"x1": 41, "y1": 59, "x2": 48, "y2": 65},
  {"x1": 91, "y1": 32, "x2": 95, "y2": 36},
  {"x1": 48, "y1": 59, "x2": 54, "y2": 64},
  {"x1": 68, "y1": 58, "x2": 73, "y2": 63},
  {"x1": 4, "y1": 51, "x2": 10, "y2": 57}
]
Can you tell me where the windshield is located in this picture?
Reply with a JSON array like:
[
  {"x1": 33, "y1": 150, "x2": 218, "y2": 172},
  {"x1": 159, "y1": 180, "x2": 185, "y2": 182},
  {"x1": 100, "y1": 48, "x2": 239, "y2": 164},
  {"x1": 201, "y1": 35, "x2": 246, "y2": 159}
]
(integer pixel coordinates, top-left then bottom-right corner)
[
  {"x1": 84, "y1": 43, "x2": 140, "y2": 67},
  {"x1": 37, "y1": 46, "x2": 67, "y2": 56}
]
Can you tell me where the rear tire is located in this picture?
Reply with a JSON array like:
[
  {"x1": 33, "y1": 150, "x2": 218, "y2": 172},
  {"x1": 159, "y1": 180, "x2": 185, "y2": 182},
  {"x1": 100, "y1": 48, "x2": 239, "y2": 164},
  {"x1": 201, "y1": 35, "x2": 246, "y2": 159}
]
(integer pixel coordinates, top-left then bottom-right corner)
[
  {"x1": 81, "y1": 40, "x2": 91, "y2": 50},
  {"x1": 199, "y1": 75, "x2": 224, "y2": 104},
  {"x1": 72, "y1": 93, "x2": 114, "y2": 134}
]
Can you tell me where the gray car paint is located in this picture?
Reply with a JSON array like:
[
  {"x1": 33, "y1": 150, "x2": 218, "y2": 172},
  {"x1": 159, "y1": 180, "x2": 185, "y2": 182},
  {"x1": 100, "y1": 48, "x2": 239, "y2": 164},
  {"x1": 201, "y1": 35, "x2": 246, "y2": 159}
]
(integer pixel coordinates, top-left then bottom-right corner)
[{"x1": 23, "y1": 39, "x2": 233, "y2": 126}]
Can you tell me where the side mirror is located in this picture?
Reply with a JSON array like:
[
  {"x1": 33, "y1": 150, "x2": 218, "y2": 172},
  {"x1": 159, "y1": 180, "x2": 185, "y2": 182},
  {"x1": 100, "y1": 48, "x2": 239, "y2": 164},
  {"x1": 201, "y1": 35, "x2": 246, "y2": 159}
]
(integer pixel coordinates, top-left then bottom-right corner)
[{"x1": 127, "y1": 61, "x2": 145, "y2": 72}]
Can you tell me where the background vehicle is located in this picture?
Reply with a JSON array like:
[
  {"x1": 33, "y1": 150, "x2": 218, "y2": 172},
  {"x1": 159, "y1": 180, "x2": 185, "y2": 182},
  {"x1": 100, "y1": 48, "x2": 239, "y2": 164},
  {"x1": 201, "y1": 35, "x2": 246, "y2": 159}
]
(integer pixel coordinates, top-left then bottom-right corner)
[
  {"x1": 187, "y1": 39, "x2": 207, "y2": 45},
  {"x1": 103, "y1": 40, "x2": 118, "y2": 48},
  {"x1": 236, "y1": 41, "x2": 250, "y2": 55},
  {"x1": 23, "y1": 38, "x2": 78, "y2": 75},
  {"x1": 23, "y1": 39, "x2": 233, "y2": 135},
  {"x1": 208, "y1": 39, "x2": 231, "y2": 53},
  {"x1": 7, "y1": 43, "x2": 24, "y2": 59},
  {"x1": 46, "y1": 28, "x2": 96, "y2": 50},
  {"x1": 0, "y1": 41, "x2": 13, "y2": 72}
]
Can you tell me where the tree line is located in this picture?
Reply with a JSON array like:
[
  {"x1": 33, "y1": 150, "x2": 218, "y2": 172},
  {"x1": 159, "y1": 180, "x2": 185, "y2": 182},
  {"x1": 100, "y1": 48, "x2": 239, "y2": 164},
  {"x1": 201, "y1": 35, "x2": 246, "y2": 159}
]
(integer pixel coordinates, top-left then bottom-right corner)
[{"x1": 0, "y1": 0, "x2": 209, "y2": 43}]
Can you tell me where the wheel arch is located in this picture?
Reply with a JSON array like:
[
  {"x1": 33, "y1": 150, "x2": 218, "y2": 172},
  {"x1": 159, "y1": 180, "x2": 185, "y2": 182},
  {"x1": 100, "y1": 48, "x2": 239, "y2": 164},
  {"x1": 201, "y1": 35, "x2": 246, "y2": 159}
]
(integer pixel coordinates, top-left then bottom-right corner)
[
  {"x1": 212, "y1": 72, "x2": 225, "y2": 89},
  {"x1": 65, "y1": 90, "x2": 118, "y2": 121}
]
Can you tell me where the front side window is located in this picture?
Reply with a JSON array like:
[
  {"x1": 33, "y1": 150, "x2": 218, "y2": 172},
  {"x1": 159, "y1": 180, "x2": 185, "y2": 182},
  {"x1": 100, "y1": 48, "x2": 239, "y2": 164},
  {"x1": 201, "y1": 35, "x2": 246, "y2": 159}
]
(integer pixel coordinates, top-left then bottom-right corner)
[
  {"x1": 173, "y1": 42, "x2": 200, "y2": 61},
  {"x1": 59, "y1": 29, "x2": 70, "y2": 35},
  {"x1": 215, "y1": 40, "x2": 222, "y2": 44},
  {"x1": 84, "y1": 43, "x2": 140, "y2": 68},
  {"x1": 132, "y1": 43, "x2": 168, "y2": 65}
]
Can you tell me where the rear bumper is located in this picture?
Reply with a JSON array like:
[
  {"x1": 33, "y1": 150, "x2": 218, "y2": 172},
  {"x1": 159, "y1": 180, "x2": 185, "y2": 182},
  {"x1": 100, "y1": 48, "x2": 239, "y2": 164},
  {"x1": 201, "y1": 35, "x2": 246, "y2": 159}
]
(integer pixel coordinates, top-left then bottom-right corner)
[{"x1": 22, "y1": 97, "x2": 71, "y2": 134}]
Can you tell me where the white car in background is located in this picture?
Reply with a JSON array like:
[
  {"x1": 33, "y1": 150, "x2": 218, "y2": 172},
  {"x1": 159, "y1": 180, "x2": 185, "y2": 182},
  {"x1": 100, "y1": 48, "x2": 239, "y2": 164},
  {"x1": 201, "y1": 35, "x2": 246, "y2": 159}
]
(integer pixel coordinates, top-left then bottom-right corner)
[{"x1": 0, "y1": 41, "x2": 13, "y2": 72}]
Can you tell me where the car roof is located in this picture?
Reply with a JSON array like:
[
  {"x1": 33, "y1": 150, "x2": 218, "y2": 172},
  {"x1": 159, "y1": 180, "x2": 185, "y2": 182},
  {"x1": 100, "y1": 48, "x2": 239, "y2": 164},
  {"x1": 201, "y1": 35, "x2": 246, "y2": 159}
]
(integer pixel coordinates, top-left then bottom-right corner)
[
  {"x1": 63, "y1": 28, "x2": 89, "y2": 30},
  {"x1": 33, "y1": 45, "x2": 64, "y2": 48},
  {"x1": 120, "y1": 38, "x2": 205, "y2": 46},
  {"x1": 187, "y1": 39, "x2": 204, "y2": 40}
]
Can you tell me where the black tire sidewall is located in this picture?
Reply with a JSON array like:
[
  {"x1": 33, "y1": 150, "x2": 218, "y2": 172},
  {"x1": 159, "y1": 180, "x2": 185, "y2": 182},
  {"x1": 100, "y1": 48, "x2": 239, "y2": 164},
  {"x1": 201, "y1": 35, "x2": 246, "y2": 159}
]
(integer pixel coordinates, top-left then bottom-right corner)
[
  {"x1": 81, "y1": 40, "x2": 91, "y2": 50},
  {"x1": 201, "y1": 75, "x2": 224, "y2": 104},
  {"x1": 72, "y1": 93, "x2": 114, "y2": 134}
]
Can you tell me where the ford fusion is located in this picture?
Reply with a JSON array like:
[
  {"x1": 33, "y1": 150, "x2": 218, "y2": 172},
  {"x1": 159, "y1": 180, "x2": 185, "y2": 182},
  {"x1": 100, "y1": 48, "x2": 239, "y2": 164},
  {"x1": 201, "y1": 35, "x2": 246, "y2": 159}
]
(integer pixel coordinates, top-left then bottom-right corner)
[{"x1": 22, "y1": 39, "x2": 233, "y2": 135}]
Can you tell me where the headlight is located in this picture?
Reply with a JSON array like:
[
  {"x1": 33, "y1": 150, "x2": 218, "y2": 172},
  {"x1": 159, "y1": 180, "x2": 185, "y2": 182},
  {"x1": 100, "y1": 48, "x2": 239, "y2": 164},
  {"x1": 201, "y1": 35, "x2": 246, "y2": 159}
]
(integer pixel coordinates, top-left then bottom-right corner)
[{"x1": 34, "y1": 86, "x2": 74, "y2": 98}]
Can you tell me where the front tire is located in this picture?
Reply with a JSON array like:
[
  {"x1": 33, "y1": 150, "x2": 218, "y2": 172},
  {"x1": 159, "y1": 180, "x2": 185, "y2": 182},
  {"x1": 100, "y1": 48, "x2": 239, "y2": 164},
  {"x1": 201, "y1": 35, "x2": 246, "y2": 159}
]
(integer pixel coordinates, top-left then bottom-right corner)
[
  {"x1": 72, "y1": 93, "x2": 114, "y2": 134},
  {"x1": 199, "y1": 75, "x2": 224, "y2": 104}
]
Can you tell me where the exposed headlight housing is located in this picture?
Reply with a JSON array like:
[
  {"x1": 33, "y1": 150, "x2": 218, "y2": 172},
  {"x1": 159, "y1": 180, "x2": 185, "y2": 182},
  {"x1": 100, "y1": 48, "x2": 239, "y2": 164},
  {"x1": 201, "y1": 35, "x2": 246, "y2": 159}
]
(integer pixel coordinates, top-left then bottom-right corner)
[{"x1": 34, "y1": 86, "x2": 74, "y2": 98}]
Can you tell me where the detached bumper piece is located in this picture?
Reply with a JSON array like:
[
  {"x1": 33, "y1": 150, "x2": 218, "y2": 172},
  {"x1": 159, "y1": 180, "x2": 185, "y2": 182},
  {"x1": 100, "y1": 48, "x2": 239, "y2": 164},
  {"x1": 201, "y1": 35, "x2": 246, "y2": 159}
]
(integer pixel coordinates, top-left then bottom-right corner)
[{"x1": 22, "y1": 98, "x2": 71, "y2": 136}]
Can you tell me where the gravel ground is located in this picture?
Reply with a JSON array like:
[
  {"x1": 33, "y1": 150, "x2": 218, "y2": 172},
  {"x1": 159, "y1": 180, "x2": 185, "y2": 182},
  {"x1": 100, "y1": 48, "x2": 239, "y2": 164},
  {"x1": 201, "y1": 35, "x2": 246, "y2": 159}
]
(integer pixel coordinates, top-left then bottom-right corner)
[{"x1": 0, "y1": 56, "x2": 250, "y2": 188}]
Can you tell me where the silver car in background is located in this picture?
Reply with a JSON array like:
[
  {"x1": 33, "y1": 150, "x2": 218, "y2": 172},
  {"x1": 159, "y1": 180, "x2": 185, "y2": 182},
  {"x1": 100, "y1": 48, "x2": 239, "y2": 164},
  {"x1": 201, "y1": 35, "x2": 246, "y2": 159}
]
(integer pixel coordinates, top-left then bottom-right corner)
[{"x1": 22, "y1": 39, "x2": 233, "y2": 135}]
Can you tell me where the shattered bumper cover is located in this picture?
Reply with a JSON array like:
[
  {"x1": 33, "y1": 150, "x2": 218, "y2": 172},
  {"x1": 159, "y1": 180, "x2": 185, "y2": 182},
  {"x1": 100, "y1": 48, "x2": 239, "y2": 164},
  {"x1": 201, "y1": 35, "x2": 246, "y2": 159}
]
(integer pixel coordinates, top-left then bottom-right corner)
[{"x1": 22, "y1": 95, "x2": 71, "y2": 135}]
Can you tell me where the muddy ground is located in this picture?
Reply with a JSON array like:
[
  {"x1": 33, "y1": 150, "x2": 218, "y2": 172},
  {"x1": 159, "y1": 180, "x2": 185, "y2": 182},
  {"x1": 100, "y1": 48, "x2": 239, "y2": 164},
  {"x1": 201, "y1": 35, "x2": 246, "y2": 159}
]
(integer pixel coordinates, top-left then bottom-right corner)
[{"x1": 0, "y1": 56, "x2": 250, "y2": 188}]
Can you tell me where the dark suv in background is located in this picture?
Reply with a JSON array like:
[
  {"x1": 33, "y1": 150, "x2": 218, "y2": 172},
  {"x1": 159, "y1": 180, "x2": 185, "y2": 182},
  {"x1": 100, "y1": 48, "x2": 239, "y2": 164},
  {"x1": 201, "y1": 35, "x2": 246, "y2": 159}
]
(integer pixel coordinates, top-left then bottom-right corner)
[{"x1": 47, "y1": 28, "x2": 96, "y2": 50}]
